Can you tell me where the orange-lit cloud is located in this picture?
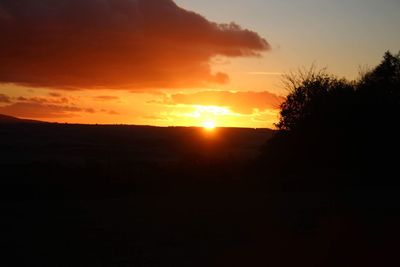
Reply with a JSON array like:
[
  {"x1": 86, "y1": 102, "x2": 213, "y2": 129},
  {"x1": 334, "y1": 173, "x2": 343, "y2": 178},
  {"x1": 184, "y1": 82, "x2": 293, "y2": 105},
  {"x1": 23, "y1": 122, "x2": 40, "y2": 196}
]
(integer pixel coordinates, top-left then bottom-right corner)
[
  {"x1": 48, "y1": 92, "x2": 62, "y2": 97},
  {"x1": 0, "y1": 102, "x2": 91, "y2": 118},
  {"x1": 0, "y1": 93, "x2": 11, "y2": 103},
  {"x1": 101, "y1": 109, "x2": 120, "y2": 115},
  {"x1": 158, "y1": 90, "x2": 284, "y2": 114},
  {"x1": 0, "y1": 0, "x2": 270, "y2": 90},
  {"x1": 17, "y1": 96, "x2": 70, "y2": 104},
  {"x1": 94, "y1": 96, "x2": 120, "y2": 101},
  {"x1": 0, "y1": 93, "x2": 116, "y2": 119}
]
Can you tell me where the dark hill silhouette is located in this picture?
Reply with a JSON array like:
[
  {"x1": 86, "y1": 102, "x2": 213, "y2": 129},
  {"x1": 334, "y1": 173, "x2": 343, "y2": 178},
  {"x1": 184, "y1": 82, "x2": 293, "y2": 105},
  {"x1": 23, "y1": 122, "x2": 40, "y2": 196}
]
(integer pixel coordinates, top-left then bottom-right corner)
[{"x1": 0, "y1": 113, "x2": 45, "y2": 124}]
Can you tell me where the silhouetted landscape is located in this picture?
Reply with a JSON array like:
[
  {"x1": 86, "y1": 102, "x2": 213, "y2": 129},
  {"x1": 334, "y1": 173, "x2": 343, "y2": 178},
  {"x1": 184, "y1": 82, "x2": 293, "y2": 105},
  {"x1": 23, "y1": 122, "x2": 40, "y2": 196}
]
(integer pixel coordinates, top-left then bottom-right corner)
[
  {"x1": 1, "y1": 52, "x2": 400, "y2": 266},
  {"x1": 1, "y1": 0, "x2": 400, "y2": 265},
  {"x1": 1, "y1": 118, "x2": 275, "y2": 266}
]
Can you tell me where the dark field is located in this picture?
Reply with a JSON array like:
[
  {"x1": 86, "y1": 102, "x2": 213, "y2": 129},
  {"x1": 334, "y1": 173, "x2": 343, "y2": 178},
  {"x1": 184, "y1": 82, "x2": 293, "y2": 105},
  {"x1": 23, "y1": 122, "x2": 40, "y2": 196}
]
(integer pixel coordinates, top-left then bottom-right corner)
[
  {"x1": 1, "y1": 123, "x2": 275, "y2": 266},
  {"x1": 0, "y1": 123, "x2": 273, "y2": 165},
  {"x1": 1, "y1": 123, "x2": 399, "y2": 267}
]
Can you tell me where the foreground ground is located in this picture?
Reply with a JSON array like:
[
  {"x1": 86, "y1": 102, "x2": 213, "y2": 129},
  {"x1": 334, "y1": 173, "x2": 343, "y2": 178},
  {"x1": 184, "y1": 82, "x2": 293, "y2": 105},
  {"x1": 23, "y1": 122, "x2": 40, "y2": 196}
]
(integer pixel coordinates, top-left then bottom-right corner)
[{"x1": 1, "y1": 123, "x2": 399, "y2": 266}]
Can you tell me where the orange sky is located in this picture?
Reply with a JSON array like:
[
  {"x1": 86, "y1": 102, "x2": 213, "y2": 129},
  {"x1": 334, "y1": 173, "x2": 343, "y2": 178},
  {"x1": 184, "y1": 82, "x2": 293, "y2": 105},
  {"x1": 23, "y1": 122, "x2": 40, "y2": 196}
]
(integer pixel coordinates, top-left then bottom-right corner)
[
  {"x1": 0, "y1": 85, "x2": 283, "y2": 128},
  {"x1": 0, "y1": 0, "x2": 284, "y2": 128},
  {"x1": 1, "y1": 0, "x2": 399, "y2": 128}
]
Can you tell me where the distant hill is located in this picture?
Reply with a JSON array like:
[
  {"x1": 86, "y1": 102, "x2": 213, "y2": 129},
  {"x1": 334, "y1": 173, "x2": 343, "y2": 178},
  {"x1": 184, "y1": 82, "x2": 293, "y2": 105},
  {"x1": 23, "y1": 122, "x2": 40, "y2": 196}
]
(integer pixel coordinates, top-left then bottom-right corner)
[{"x1": 0, "y1": 114, "x2": 45, "y2": 124}]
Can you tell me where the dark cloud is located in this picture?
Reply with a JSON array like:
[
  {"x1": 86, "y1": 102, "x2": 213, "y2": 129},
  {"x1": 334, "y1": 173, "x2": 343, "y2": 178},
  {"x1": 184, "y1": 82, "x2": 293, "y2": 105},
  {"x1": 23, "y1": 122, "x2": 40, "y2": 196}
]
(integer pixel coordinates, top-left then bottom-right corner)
[
  {"x1": 130, "y1": 90, "x2": 166, "y2": 96},
  {"x1": 100, "y1": 109, "x2": 119, "y2": 115},
  {"x1": 84, "y1": 108, "x2": 95, "y2": 114},
  {"x1": 16, "y1": 96, "x2": 27, "y2": 101},
  {"x1": 161, "y1": 90, "x2": 284, "y2": 114},
  {"x1": 0, "y1": 95, "x2": 95, "y2": 118},
  {"x1": 0, "y1": 102, "x2": 92, "y2": 118},
  {"x1": 0, "y1": 93, "x2": 11, "y2": 103},
  {"x1": 94, "y1": 96, "x2": 120, "y2": 101},
  {"x1": 108, "y1": 110, "x2": 119, "y2": 115},
  {"x1": 0, "y1": 0, "x2": 270, "y2": 90},
  {"x1": 17, "y1": 96, "x2": 69, "y2": 104},
  {"x1": 48, "y1": 92, "x2": 62, "y2": 97}
]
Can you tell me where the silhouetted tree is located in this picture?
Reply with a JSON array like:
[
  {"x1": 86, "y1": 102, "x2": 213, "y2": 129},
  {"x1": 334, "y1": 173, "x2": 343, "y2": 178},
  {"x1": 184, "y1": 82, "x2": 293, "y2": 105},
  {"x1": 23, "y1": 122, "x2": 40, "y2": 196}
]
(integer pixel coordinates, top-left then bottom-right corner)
[
  {"x1": 357, "y1": 51, "x2": 400, "y2": 126},
  {"x1": 259, "y1": 51, "x2": 400, "y2": 190},
  {"x1": 277, "y1": 68, "x2": 355, "y2": 132},
  {"x1": 360, "y1": 51, "x2": 400, "y2": 91}
]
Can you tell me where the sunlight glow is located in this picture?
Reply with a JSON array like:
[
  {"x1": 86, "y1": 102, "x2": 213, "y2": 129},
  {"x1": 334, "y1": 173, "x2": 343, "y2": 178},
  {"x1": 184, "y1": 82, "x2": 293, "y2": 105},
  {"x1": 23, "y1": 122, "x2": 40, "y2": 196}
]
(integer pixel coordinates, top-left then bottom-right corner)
[
  {"x1": 146, "y1": 104, "x2": 278, "y2": 129},
  {"x1": 181, "y1": 105, "x2": 232, "y2": 118},
  {"x1": 178, "y1": 105, "x2": 234, "y2": 128},
  {"x1": 203, "y1": 120, "x2": 216, "y2": 130}
]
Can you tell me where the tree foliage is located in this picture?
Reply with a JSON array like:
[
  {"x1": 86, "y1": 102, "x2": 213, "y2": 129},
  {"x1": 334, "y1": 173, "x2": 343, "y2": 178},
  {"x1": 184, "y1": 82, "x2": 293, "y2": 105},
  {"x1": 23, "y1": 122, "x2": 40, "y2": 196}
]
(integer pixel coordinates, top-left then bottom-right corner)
[
  {"x1": 260, "y1": 51, "x2": 400, "y2": 190},
  {"x1": 277, "y1": 68, "x2": 354, "y2": 131},
  {"x1": 276, "y1": 51, "x2": 400, "y2": 133}
]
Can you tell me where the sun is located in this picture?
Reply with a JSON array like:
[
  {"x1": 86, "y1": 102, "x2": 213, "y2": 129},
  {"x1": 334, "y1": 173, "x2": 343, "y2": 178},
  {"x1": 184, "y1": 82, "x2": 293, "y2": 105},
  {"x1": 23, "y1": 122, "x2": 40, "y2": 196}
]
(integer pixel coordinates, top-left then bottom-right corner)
[{"x1": 203, "y1": 120, "x2": 216, "y2": 130}]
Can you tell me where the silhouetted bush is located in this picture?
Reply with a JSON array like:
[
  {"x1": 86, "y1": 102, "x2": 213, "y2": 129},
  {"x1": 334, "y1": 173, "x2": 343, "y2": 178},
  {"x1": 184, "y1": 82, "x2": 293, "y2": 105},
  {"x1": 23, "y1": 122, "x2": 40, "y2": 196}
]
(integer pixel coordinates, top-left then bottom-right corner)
[{"x1": 260, "y1": 51, "x2": 400, "y2": 191}]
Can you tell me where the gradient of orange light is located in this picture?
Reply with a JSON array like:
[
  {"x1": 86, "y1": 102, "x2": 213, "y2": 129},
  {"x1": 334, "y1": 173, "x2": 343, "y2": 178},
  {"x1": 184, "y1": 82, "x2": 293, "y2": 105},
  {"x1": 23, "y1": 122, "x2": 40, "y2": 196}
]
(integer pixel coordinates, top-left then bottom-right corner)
[{"x1": 0, "y1": 86, "x2": 280, "y2": 128}]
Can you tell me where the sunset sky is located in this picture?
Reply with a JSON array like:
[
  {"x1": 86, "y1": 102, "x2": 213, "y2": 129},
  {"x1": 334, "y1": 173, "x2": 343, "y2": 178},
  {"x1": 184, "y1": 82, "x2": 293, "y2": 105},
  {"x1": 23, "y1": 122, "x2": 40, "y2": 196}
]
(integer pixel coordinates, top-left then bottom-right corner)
[{"x1": 1, "y1": 0, "x2": 399, "y2": 128}]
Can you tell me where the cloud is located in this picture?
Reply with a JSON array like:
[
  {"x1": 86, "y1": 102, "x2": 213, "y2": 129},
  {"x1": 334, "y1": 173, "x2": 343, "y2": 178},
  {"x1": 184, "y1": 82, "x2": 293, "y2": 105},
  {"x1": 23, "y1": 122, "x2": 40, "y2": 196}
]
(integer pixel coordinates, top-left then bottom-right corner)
[
  {"x1": 94, "y1": 96, "x2": 120, "y2": 101},
  {"x1": 159, "y1": 90, "x2": 284, "y2": 114},
  {"x1": 0, "y1": 93, "x2": 11, "y2": 103},
  {"x1": 48, "y1": 92, "x2": 62, "y2": 97},
  {"x1": 246, "y1": 72, "x2": 283, "y2": 76},
  {"x1": 0, "y1": 94, "x2": 96, "y2": 118},
  {"x1": 0, "y1": 0, "x2": 270, "y2": 90},
  {"x1": 84, "y1": 108, "x2": 95, "y2": 114},
  {"x1": 17, "y1": 96, "x2": 69, "y2": 104},
  {"x1": 101, "y1": 109, "x2": 120, "y2": 115},
  {"x1": 0, "y1": 102, "x2": 91, "y2": 118}
]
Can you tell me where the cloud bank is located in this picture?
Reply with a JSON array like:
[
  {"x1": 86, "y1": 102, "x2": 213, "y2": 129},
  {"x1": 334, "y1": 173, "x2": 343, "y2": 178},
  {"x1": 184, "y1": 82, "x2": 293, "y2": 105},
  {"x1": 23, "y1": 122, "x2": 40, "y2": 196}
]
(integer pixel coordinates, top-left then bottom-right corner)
[
  {"x1": 160, "y1": 90, "x2": 284, "y2": 114},
  {"x1": 0, "y1": 93, "x2": 118, "y2": 118},
  {"x1": 0, "y1": 93, "x2": 11, "y2": 103},
  {"x1": 0, "y1": 0, "x2": 270, "y2": 90},
  {"x1": 0, "y1": 102, "x2": 90, "y2": 118}
]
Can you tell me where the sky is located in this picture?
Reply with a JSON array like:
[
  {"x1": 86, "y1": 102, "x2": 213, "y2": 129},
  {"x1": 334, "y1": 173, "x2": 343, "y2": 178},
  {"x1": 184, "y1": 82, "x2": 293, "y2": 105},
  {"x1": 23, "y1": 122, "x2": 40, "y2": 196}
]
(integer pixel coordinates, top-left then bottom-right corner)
[{"x1": 0, "y1": 0, "x2": 399, "y2": 128}]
